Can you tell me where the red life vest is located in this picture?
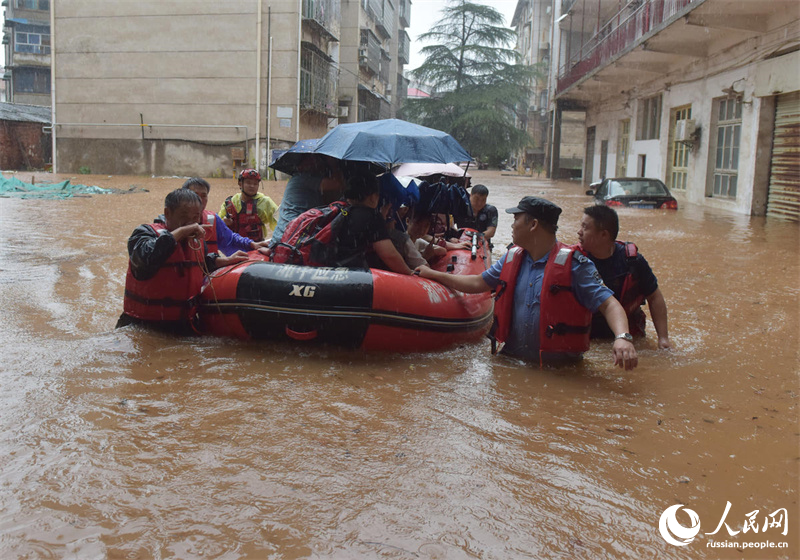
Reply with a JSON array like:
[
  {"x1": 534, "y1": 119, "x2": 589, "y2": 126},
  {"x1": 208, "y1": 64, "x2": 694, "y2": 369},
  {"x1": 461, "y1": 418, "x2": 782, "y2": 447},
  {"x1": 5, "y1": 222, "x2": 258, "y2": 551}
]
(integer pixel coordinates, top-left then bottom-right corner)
[
  {"x1": 123, "y1": 224, "x2": 206, "y2": 324},
  {"x1": 202, "y1": 210, "x2": 218, "y2": 253},
  {"x1": 492, "y1": 243, "x2": 591, "y2": 360},
  {"x1": 617, "y1": 241, "x2": 646, "y2": 337},
  {"x1": 225, "y1": 195, "x2": 264, "y2": 242}
]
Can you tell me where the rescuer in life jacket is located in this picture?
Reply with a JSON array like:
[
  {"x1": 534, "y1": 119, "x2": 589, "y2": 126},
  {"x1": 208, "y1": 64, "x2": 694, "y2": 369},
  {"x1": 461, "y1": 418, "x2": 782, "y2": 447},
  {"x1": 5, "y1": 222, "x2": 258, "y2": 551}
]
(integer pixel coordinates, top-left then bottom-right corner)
[
  {"x1": 415, "y1": 196, "x2": 638, "y2": 369},
  {"x1": 577, "y1": 205, "x2": 672, "y2": 349},
  {"x1": 117, "y1": 189, "x2": 248, "y2": 334},
  {"x1": 219, "y1": 169, "x2": 278, "y2": 242}
]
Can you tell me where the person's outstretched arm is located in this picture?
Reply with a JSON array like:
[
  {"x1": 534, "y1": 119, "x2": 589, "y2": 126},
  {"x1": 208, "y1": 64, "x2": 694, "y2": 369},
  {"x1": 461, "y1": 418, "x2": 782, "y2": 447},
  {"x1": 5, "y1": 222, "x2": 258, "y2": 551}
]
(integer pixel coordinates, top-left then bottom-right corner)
[
  {"x1": 646, "y1": 288, "x2": 672, "y2": 349},
  {"x1": 415, "y1": 265, "x2": 491, "y2": 294},
  {"x1": 597, "y1": 296, "x2": 638, "y2": 371}
]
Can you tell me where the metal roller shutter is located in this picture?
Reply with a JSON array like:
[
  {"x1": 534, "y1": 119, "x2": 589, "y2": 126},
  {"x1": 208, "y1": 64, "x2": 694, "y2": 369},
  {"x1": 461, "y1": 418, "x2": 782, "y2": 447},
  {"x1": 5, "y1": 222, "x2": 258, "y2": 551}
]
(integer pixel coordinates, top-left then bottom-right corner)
[{"x1": 767, "y1": 92, "x2": 800, "y2": 221}]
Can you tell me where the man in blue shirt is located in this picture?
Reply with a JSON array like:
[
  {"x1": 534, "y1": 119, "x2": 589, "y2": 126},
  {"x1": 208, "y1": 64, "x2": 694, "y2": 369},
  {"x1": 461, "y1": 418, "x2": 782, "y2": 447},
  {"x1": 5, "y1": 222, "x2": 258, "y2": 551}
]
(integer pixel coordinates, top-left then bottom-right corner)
[
  {"x1": 416, "y1": 196, "x2": 638, "y2": 369},
  {"x1": 181, "y1": 178, "x2": 269, "y2": 256}
]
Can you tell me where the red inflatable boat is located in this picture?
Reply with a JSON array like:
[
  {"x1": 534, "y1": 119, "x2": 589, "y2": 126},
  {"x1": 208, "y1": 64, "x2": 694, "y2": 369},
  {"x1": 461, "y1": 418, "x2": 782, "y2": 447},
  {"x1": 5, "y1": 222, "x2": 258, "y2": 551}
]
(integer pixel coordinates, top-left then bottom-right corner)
[{"x1": 198, "y1": 230, "x2": 494, "y2": 352}]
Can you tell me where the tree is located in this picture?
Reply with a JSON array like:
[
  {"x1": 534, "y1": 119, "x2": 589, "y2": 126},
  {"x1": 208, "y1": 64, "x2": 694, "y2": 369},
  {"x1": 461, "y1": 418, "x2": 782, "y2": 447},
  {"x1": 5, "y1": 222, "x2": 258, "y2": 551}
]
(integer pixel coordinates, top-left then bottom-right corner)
[{"x1": 402, "y1": 1, "x2": 542, "y2": 167}]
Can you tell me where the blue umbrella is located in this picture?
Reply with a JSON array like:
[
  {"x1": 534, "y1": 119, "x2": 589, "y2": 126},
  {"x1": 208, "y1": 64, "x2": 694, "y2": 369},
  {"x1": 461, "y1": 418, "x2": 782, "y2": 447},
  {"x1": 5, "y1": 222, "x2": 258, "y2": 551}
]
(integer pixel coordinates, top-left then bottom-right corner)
[
  {"x1": 269, "y1": 138, "x2": 320, "y2": 175},
  {"x1": 313, "y1": 119, "x2": 471, "y2": 165}
]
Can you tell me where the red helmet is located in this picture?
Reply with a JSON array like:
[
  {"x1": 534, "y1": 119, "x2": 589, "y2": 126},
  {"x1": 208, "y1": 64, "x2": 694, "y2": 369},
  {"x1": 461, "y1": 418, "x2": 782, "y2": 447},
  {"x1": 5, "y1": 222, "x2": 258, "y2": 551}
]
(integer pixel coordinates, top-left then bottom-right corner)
[{"x1": 238, "y1": 168, "x2": 261, "y2": 182}]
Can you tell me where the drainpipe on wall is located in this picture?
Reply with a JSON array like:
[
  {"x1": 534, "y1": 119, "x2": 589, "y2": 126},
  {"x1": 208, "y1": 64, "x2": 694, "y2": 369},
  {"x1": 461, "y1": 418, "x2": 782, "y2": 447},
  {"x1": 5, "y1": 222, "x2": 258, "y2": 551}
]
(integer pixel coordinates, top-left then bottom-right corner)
[
  {"x1": 296, "y1": 0, "x2": 302, "y2": 142},
  {"x1": 50, "y1": 1, "x2": 57, "y2": 173},
  {"x1": 266, "y1": 8, "x2": 273, "y2": 178},
  {"x1": 255, "y1": 0, "x2": 262, "y2": 173}
]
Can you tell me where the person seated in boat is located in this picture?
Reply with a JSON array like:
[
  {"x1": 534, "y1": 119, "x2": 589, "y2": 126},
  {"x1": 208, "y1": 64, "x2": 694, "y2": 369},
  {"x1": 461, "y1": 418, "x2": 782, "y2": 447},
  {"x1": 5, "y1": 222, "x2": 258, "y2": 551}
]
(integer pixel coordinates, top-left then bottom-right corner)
[
  {"x1": 578, "y1": 205, "x2": 672, "y2": 349},
  {"x1": 219, "y1": 169, "x2": 278, "y2": 243},
  {"x1": 271, "y1": 155, "x2": 344, "y2": 246},
  {"x1": 178, "y1": 177, "x2": 269, "y2": 256},
  {"x1": 406, "y1": 210, "x2": 448, "y2": 263},
  {"x1": 335, "y1": 173, "x2": 413, "y2": 275},
  {"x1": 117, "y1": 189, "x2": 249, "y2": 334},
  {"x1": 415, "y1": 196, "x2": 639, "y2": 370},
  {"x1": 458, "y1": 184, "x2": 498, "y2": 247},
  {"x1": 377, "y1": 202, "x2": 440, "y2": 269}
]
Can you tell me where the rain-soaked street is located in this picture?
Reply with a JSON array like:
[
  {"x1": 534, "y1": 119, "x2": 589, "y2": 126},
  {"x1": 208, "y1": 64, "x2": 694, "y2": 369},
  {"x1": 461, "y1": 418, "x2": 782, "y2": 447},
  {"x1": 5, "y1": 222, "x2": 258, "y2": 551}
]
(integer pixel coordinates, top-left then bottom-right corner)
[{"x1": 0, "y1": 169, "x2": 797, "y2": 559}]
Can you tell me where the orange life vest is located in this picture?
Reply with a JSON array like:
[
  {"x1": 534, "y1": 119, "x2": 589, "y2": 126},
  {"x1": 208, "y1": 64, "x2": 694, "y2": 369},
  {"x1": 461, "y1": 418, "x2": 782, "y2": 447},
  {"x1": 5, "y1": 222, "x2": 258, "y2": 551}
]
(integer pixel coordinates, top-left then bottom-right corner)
[
  {"x1": 616, "y1": 241, "x2": 646, "y2": 337},
  {"x1": 123, "y1": 224, "x2": 206, "y2": 324},
  {"x1": 492, "y1": 243, "x2": 591, "y2": 360}
]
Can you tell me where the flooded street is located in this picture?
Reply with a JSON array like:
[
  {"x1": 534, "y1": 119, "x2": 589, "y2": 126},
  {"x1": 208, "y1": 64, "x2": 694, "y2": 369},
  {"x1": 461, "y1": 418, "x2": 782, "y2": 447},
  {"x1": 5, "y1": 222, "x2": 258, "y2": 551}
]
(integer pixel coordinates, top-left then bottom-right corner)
[{"x1": 0, "y1": 169, "x2": 797, "y2": 559}]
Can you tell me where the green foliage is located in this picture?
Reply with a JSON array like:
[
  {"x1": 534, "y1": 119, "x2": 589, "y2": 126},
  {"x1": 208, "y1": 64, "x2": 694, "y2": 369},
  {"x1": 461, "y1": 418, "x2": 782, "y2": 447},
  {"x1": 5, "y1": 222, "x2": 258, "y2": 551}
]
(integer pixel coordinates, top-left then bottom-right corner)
[
  {"x1": 78, "y1": 166, "x2": 91, "y2": 174},
  {"x1": 403, "y1": 1, "x2": 544, "y2": 162}
]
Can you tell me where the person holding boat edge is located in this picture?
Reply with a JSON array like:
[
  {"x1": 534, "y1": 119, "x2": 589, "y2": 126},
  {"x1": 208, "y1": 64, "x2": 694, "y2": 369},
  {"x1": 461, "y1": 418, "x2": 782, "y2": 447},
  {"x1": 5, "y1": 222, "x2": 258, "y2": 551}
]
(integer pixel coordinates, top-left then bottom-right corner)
[
  {"x1": 578, "y1": 205, "x2": 672, "y2": 349},
  {"x1": 415, "y1": 196, "x2": 638, "y2": 369},
  {"x1": 181, "y1": 177, "x2": 270, "y2": 256},
  {"x1": 117, "y1": 189, "x2": 248, "y2": 334},
  {"x1": 335, "y1": 173, "x2": 413, "y2": 275}
]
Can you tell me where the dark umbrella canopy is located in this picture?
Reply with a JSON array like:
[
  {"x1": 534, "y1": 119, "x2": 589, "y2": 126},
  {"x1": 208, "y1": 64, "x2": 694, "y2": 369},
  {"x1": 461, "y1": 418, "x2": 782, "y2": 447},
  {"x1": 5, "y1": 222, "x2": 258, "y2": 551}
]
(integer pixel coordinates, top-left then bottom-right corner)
[
  {"x1": 313, "y1": 119, "x2": 471, "y2": 165},
  {"x1": 269, "y1": 138, "x2": 320, "y2": 175}
]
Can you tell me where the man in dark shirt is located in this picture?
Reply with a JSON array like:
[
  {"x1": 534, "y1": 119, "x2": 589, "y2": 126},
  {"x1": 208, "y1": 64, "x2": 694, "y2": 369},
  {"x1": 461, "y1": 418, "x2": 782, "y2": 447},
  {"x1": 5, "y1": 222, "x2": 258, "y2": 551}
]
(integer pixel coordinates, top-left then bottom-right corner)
[
  {"x1": 460, "y1": 184, "x2": 498, "y2": 244},
  {"x1": 578, "y1": 205, "x2": 672, "y2": 348},
  {"x1": 335, "y1": 174, "x2": 412, "y2": 274}
]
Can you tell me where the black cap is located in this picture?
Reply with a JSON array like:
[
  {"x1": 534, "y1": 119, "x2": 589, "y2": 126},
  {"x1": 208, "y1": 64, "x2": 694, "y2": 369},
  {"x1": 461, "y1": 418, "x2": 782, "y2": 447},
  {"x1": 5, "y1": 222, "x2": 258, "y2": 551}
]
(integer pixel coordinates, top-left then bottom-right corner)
[{"x1": 506, "y1": 196, "x2": 562, "y2": 225}]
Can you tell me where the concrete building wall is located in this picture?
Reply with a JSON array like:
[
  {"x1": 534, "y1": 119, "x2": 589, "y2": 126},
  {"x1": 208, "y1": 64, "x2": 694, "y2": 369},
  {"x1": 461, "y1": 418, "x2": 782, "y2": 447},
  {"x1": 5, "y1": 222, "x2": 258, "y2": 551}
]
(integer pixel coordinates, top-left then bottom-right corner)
[{"x1": 53, "y1": 0, "x2": 336, "y2": 176}]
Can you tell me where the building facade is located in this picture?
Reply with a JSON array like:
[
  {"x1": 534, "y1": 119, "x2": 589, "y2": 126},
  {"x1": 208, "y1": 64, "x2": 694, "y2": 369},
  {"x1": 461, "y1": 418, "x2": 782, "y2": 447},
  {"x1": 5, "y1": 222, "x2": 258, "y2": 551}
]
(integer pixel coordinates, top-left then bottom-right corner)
[
  {"x1": 338, "y1": 0, "x2": 410, "y2": 124},
  {"x1": 51, "y1": 0, "x2": 409, "y2": 176},
  {"x1": 549, "y1": 0, "x2": 800, "y2": 219},
  {"x1": 512, "y1": 0, "x2": 585, "y2": 178},
  {"x1": 2, "y1": 0, "x2": 52, "y2": 107}
]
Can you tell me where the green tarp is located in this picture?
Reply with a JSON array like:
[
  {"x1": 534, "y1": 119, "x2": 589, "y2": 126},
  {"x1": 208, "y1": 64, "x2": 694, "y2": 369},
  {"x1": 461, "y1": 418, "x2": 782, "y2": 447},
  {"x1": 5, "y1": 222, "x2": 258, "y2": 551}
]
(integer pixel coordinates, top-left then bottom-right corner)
[{"x1": 0, "y1": 176, "x2": 111, "y2": 199}]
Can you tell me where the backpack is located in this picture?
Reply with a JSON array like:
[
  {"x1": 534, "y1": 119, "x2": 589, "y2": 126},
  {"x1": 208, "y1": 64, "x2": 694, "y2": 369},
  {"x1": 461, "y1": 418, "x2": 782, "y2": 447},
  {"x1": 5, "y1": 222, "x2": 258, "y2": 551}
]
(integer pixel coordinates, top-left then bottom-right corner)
[{"x1": 271, "y1": 201, "x2": 350, "y2": 267}]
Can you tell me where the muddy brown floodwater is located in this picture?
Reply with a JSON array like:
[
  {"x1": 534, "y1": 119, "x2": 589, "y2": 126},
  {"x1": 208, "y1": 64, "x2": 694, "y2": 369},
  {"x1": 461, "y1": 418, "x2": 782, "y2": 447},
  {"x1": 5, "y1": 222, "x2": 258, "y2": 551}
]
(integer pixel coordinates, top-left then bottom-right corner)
[{"x1": 0, "y1": 169, "x2": 797, "y2": 559}]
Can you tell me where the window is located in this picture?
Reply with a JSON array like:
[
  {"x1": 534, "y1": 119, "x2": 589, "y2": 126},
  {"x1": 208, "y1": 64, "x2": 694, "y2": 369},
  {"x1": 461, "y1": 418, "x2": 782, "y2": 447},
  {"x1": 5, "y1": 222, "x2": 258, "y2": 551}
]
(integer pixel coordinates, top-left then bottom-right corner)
[
  {"x1": 14, "y1": 24, "x2": 51, "y2": 55},
  {"x1": 636, "y1": 94, "x2": 662, "y2": 140},
  {"x1": 13, "y1": 67, "x2": 50, "y2": 93},
  {"x1": 16, "y1": 0, "x2": 49, "y2": 9},
  {"x1": 711, "y1": 97, "x2": 742, "y2": 198},
  {"x1": 670, "y1": 106, "x2": 692, "y2": 191}
]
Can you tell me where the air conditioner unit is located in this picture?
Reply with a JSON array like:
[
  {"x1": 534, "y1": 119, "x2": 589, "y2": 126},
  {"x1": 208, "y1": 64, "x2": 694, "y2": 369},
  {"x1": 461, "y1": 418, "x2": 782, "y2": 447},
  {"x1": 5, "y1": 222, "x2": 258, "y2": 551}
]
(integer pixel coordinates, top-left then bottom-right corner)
[
  {"x1": 358, "y1": 47, "x2": 368, "y2": 59},
  {"x1": 386, "y1": 84, "x2": 393, "y2": 93},
  {"x1": 337, "y1": 106, "x2": 349, "y2": 117},
  {"x1": 674, "y1": 118, "x2": 696, "y2": 141}
]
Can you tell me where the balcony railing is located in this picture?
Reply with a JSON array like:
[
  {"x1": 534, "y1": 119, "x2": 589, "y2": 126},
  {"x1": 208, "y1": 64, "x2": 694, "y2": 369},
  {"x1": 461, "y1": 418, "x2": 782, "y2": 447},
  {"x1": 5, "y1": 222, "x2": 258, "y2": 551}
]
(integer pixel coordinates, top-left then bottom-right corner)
[
  {"x1": 302, "y1": 0, "x2": 341, "y2": 41},
  {"x1": 300, "y1": 43, "x2": 338, "y2": 116},
  {"x1": 557, "y1": 0, "x2": 699, "y2": 94}
]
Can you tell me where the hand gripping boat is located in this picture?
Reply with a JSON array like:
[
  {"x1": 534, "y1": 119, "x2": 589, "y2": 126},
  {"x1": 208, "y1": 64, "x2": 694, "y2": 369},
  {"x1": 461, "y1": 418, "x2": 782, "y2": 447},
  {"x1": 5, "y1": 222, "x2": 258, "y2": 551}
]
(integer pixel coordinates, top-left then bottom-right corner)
[{"x1": 198, "y1": 230, "x2": 494, "y2": 352}]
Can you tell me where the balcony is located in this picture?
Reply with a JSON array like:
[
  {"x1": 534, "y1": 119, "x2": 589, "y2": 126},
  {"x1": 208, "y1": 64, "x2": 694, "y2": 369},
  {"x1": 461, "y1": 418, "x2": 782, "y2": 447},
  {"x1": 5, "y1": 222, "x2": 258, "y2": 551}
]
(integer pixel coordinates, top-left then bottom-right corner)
[
  {"x1": 398, "y1": 0, "x2": 410, "y2": 28},
  {"x1": 302, "y1": 0, "x2": 341, "y2": 42},
  {"x1": 359, "y1": 28, "x2": 381, "y2": 75},
  {"x1": 300, "y1": 42, "x2": 338, "y2": 116},
  {"x1": 380, "y1": 49, "x2": 391, "y2": 85},
  {"x1": 555, "y1": 0, "x2": 798, "y2": 103},
  {"x1": 557, "y1": 0, "x2": 700, "y2": 95},
  {"x1": 398, "y1": 30, "x2": 410, "y2": 65},
  {"x1": 376, "y1": 0, "x2": 395, "y2": 39}
]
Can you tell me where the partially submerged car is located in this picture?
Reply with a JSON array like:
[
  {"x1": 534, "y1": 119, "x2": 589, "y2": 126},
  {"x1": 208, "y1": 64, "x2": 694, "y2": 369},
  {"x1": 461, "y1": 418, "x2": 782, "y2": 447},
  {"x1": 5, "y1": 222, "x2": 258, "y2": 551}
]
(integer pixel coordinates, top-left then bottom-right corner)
[{"x1": 586, "y1": 177, "x2": 678, "y2": 210}]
